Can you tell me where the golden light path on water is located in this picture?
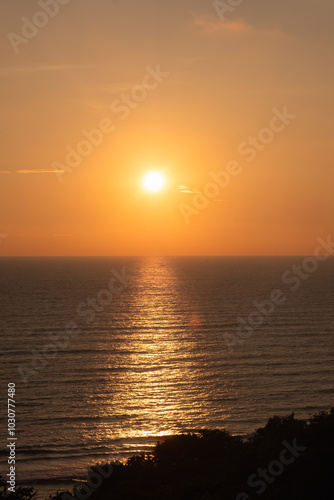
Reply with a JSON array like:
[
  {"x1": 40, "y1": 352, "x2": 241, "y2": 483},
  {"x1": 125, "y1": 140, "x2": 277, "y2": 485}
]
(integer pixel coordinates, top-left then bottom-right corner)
[{"x1": 83, "y1": 258, "x2": 234, "y2": 453}]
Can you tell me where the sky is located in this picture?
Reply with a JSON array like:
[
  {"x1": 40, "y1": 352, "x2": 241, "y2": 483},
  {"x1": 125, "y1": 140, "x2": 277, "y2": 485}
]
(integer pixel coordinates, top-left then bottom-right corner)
[{"x1": 0, "y1": 0, "x2": 333, "y2": 256}]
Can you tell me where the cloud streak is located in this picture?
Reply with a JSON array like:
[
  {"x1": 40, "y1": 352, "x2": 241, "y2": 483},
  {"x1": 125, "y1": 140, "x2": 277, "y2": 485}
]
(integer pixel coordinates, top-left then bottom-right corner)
[
  {"x1": 0, "y1": 64, "x2": 87, "y2": 77},
  {"x1": 0, "y1": 169, "x2": 63, "y2": 174},
  {"x1": 190, "y1": 14, "x2": 283, "y2": 38},
  {"x1": 193, "y1": 15, "x2": 253, "y2": 35},
  {"x1": 18, "y1": 169, "x2": 60, "y2": 174},
  {"x1": 174, "y1": 185, "x2": 200, "y2": 194}
]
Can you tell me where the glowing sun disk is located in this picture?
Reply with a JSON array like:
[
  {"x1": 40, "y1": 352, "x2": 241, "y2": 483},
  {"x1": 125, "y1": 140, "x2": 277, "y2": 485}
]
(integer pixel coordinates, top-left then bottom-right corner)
[{"x1": 144, "y1": 172, "x2": 164, "y2": 192}]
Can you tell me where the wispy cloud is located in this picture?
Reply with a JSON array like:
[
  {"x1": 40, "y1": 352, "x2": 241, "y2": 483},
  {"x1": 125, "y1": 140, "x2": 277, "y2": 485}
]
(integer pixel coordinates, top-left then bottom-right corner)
[
  {"x1": 192, "y1": 15, "x2": 253, "y2": 35},
  {"x1": 0, "y1": 64, "x2": 86, "y2": 77},
  {"x1": 190, "y1": 14, "x2": 282, "y2": 38},
  {"x1": 18, "y1": 169, "x2": 58, "y2": 174},
  {"x1": 174, "y1": 185, "x2": 200, "y2": 194},
  {"x1": 175, "y1": 184, "x2": 228, "y2": 202},
  {"x1": 0, "y1": 169, "x2": 62, "y2": 174}
]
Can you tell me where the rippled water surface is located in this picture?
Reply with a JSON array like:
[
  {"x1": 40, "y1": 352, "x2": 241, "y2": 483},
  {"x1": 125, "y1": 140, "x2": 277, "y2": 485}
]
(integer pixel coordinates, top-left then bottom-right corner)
[{"x1": 0, "y1": 257, "x2": 333, "y2": 497}]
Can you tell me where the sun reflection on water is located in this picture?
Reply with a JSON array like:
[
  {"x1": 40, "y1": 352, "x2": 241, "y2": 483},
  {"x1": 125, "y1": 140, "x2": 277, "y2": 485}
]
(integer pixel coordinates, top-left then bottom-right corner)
[{"x1": 81, "y1": 257, "x2": 234, "y2": 456}]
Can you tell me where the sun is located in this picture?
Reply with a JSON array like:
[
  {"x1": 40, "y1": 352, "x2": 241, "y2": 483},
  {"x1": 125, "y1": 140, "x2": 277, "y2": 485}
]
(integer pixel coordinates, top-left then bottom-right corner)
[{"x1": 143, "y1": 172, "x2": 165, "y2": 192}]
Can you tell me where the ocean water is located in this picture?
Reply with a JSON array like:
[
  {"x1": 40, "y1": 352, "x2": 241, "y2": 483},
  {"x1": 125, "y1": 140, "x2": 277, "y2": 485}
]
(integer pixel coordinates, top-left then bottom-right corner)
[{"x1": 0, "y1": 256, "x2": 333, "y2": 497}]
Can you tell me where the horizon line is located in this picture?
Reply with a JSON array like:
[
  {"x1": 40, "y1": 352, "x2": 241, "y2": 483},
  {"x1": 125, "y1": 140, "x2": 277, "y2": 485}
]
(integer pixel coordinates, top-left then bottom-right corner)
[{"x1": 0, "y1": 254, "x2": 332, "y2": 258}]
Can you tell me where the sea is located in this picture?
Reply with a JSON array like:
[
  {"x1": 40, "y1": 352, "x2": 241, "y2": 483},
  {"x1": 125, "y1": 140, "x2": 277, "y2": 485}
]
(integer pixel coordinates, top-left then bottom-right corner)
[{"x1": 0, "y1": 256, "x2": 333, "y2": 498}]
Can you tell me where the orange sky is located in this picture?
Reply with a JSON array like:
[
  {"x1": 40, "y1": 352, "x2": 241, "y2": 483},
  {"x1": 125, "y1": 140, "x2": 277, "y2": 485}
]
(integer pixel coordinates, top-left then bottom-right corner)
[{"x1": 0, "y1": 0, "x2": 333, "y2": 256}]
